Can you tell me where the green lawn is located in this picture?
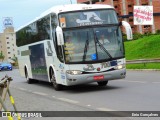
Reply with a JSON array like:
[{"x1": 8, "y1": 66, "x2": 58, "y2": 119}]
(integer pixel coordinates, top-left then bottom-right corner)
[{"x1": 124, "y1": 34, "x2": 160, "y2": 69}]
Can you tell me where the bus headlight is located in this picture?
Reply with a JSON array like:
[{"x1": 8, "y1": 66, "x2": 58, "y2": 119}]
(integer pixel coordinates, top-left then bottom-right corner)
[
  {"x1": 114, "y1": 64, "x2": 125, "y2": 70},
  {"x1": 66, "y1": 70, "x2": 82, "y2": 75}
]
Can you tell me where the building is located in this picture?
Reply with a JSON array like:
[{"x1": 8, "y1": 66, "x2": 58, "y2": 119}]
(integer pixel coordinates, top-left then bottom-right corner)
[
  {"x1": 0, "y1": 27, "x2": 17, "y2": 63},
  {"x1": 77, "y1": 0, "x2": 160, "y2": 34}
]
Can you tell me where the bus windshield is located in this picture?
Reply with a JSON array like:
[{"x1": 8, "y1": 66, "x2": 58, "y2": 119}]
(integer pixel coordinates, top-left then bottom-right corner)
[
  {"x1": 63, "y1": 26, "x2": 124, "y2": 63},
  {"x1": 59, "y1": 9, "x2": 118, "y2": 28}
]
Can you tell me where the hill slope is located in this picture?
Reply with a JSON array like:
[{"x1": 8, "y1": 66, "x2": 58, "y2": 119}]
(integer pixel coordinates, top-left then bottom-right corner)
[{"x1": 124, "y1": 34, "x2": 160, "y2": 60}]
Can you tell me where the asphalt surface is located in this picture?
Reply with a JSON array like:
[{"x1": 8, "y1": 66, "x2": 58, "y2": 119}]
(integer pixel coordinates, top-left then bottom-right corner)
[{"x1": 0, "y1": 69, "x2": 160, "y2": 120}]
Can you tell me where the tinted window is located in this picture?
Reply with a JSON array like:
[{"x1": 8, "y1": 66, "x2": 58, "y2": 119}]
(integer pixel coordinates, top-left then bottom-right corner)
[
  {"x1": 16, "y1": 14, "x2": 51, "y2": 47},
  {"x1": 59, "y1": 9, "x2": 118, "y2": 28}
]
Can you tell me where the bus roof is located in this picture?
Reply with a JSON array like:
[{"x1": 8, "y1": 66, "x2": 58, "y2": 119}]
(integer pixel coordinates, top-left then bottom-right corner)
[
  {"x1": 40, "y1": 4, "x2": 114, "y2": 15},
  {"x1": 16, "y1": 4, "x2": 114, "y2": 32}
]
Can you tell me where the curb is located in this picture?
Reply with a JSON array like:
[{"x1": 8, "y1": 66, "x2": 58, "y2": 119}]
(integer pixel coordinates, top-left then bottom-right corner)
[{"x1": 127, "y1": 69, "x2": 160, "y2": 71}]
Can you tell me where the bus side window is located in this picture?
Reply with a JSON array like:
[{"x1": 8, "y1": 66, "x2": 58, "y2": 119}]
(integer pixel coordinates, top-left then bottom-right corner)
[{"x1": 37, "y1": 15, "x2": 50, "y2": 40}]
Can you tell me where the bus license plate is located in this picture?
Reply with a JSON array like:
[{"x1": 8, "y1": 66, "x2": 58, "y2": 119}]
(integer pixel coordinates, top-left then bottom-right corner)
[{"x1": 94, "y1": 75, "x2": 104, "y2": 80}]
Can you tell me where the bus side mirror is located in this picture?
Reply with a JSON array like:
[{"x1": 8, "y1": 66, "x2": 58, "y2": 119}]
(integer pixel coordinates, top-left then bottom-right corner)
[
  {"x1": 56, "y1": 26, "x2": 64, "y2": 45},
  {"x1": 121, "y1": 21, "x2": 133, "y2": 40}
]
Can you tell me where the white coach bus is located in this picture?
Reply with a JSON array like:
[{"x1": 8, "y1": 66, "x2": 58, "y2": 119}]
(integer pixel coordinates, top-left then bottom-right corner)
[{"x1": 16, "y1": 4, "x2": 132, "y2": 90}]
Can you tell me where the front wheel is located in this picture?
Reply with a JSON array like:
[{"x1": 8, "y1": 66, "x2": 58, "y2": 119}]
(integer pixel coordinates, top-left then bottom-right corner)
[
  {"x1": 50, "y1": 68, "x2": 62, "y2": 91},
  {"x1": 25, "y1": 69, "x2": 32, "y2": 84},
  {"x1": 97, "y1": 81, "x2": 108, "y2": 86}
]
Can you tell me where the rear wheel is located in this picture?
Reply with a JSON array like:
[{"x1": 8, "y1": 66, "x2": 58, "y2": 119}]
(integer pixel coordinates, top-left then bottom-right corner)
[
  {"x1": 97, "y1": 81, "x2": 108, "y2": 86},
  {"x1": 50, "y1": 68, "x2": 62, "y2": 91}
]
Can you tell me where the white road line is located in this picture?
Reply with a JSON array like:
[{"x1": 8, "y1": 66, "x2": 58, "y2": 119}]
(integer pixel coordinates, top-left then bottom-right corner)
[
  {"x1": 52, "y1": 96, "x2": 56, "y2": 98},
  {"x1": 117, "y1": 80, "x2": 126, "y2": 82},
  {"x1": 152, "y1": 82, "x2": 160, "y2": 84},
  {"x1": 32, "y1": 92, "x2": 48, "y2": 96},
  {"x1": 57, "y1": 98, "x2": 79, "y2": 104},
  {"x1": 97, "y1": 108, "x2": 116, "y2": 111},
  {"x1": 10, "y1": 86, "x2": 16, "y2": 89},
  {"x1": 126, "y1": 81, "x2": 146, "y2": 83},
  {"x1": 87, "y1": 105, "x2": 91, "y2": 107},
  {"x1": 18, "y1": 88, "x2": 27, "y2": 91}
]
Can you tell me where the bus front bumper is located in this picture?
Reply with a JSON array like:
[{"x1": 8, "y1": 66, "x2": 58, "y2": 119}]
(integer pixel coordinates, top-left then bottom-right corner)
[{"x1": 65, "y1": 68, "x2": 126, "y2": 86}]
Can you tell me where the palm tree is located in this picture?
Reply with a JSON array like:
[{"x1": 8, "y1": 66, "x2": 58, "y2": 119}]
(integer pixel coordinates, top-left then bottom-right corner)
[{"x1": 11, "y1": 54, "x2": 18, "y2": 66}]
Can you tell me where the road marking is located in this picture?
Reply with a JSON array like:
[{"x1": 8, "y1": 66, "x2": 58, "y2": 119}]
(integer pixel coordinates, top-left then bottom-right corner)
[
  {"x1": 18, "y1": 88, "x2": 27, "y2": 91},
  {"x1": 97, "y1": 108, "x2": 131, "y2": 118},
  {"x1": 118, "y1": 80, "x2": 126, "y2": 82},
  {"x1": 57, "y1": 98, "x2": 79, "y2": 104},
  {"x1": 152, "y1": 82, "x2": 160, "y2": 84},
  {"x1": 87, "y1": 105, "x2": 91, "y2": 107},
  {"x1": 97, "y1": 108, "x2": 116, "y2": 111},
  {"x1": 33, "y1": 92, "x2": 48, "y2": 96},
  {"x1": 116, "y1": 80, "x2": 146, "y2": 83},
  {"x1": 52, "y1": 96, "x2": 56, "y2": 98},
  {"x1": 10, "y1": 86, "x2": 16, "y2": 89},
  {"x1": 126, "y1": 81, "x2": 146, "y2": 83}
]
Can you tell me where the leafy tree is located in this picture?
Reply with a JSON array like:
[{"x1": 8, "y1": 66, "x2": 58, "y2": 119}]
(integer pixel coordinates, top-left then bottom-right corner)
[{"x1": 11, "y1": 54, "x2": 18, "y2": 66}]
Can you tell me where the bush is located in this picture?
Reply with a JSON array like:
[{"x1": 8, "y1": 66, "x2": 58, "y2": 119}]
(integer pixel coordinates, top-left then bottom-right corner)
[
  {"x1": 144, "y1": 32, "x2": 153, "y2": 36},
  {"x1": 133, "y1": 32, "x2": 143, "y2": 40},
  {"x1": 156, "y1": 29, "x2": 160, "y2": 34},
  {"x1": 122, "y1": 33, "x2": 127, "y2": 42}
]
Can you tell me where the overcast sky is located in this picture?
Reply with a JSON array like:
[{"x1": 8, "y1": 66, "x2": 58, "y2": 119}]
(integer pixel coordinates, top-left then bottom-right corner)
[{"x1": 0, "y1": 0, "x2": 77, "y2": 32}]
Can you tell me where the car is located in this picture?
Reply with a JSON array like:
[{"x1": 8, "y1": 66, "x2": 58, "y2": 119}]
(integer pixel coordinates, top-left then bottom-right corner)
[{"x1": 0, "y1": 62, "x2": 12, "y2": 71}]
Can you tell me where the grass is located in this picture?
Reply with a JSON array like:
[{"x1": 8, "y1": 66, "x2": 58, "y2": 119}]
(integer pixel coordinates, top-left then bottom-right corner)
[{"x1": 124, "y1": 34, "x2": 160, "y2": 69}]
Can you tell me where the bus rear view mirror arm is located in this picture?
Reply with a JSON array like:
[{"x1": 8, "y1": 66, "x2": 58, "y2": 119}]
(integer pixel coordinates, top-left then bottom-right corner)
[
  {"x1": 56, "y1": 26, "x2": 64, "y2": 45},
  {"x1": 121, "y1": 21, "x2": 133, "y2": 40}
]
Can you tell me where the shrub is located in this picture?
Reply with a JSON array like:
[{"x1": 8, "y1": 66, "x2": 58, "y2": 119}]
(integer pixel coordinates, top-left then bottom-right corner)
[
  {"x1": 122, "y1": 33, "x2": 127, "y2": 42},
  {"x1": 156, "y1": 29, "x2": 160, "y2": 34},
  {"x1": 133, "y1": 32, "x2": 143, "y2": 40}
]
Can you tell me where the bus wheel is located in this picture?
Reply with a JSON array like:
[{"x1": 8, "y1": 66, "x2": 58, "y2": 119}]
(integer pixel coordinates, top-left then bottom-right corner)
[
  {"x1": 25, "y1": 68, "x2": 32, "y2": 84},
  {"x1": 50, "y1": 68, "x2": 62, "y2": 91},
  {"x1": 97, "y1": 81, "x2": 108, "y2": 86}
]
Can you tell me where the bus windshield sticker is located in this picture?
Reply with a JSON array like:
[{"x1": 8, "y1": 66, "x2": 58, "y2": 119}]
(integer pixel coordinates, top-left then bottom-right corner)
[
  {"x1": 60, "y1": 17, "x2": 66, "y2": 28},
  {"x1": 91, "y1": 53, "x2": 97, "y2": 60},
  {"x1": 76, "y1": 12, "x2": 104, "y2": 26}
]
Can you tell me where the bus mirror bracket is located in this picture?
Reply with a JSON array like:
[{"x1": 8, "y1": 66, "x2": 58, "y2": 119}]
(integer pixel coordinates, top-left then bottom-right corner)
[
  {"x1": 56, "y1": 26, "x2": 64, "y2": 45},
  {"x1": 121, "y1": 21, "x2": 133, "y2": 40}
]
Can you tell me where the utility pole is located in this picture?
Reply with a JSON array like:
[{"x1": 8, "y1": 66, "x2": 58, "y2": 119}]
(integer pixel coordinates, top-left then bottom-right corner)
[{"x1": 89, "y1": 0, "x2": 92, "y2": 4}]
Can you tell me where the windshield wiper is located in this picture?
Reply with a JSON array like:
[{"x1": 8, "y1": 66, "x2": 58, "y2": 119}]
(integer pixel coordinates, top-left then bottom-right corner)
[
  {"x1": 94, "y1": 32, "x2": 113, "y2": 60},
  {"x1": 83, "y1": 32, "x2": 89, "y2": 61}
]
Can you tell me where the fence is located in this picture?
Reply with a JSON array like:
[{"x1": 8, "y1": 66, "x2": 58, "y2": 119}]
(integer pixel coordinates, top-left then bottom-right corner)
[
  {"x1": 126, "y1": 58, "x2": 160, "y2": 66},
  {"x1": 0, "y1": 76, "x2": 21, "y2": 120}
]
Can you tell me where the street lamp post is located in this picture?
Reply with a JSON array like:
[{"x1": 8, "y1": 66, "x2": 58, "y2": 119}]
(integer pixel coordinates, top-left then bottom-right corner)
[
  {"x1": 70, "y1": 0, "x2": 72, "y2": 4},
  {"x1": 89, "y1": 0, "x2": 92, "y2": 4}
]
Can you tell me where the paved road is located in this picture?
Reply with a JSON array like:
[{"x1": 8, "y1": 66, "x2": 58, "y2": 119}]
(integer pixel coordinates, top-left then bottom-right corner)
[{"x1": 0, "y1": 69, "x2": 160, "y2": 120}]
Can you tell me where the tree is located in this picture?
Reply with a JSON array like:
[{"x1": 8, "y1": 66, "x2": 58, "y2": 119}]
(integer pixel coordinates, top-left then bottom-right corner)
[
  {"x1": 0, "y1": 51, "x2": 5, "y2": 62},
  {"x1": 11, "y1": 54, "x2": 18, "y2": 66}
]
